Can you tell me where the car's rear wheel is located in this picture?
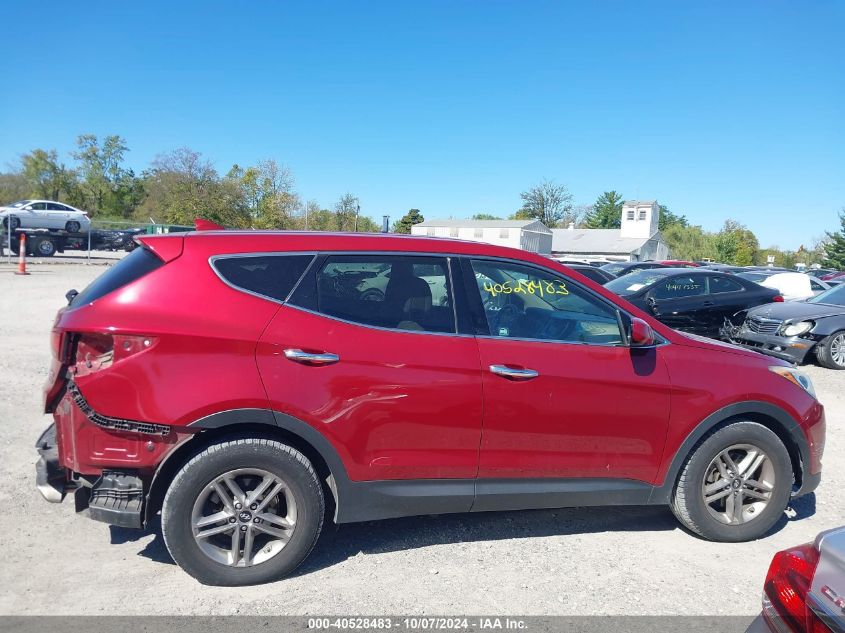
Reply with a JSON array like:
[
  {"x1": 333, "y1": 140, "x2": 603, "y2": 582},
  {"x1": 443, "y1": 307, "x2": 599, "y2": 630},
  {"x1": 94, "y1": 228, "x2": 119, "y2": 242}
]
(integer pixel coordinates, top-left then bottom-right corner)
[
  {"x1": 32, "y1": 237, "x2": 56, "y2": 257},
  {"x1": 816, "y1": 330, "x2": 845, "y2": 370},
  {"x1": 161, "y1": 438, "x2": 324, "y2": 586},
  {"x1": 671, "y1": 421, "x2": 792, "y2": 542},
  {"x1": 65, "y1": 220, "x2": 81, "y2": 233}
]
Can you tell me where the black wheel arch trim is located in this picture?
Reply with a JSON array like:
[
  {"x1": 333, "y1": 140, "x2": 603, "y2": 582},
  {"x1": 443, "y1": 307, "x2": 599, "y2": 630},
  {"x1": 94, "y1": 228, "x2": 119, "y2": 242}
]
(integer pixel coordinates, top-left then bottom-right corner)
[
  {"x1": 648, "y1": 400, "x2": 812, "y2": 504},
  {"x1": 148, "y1": 407, "x2": 355, "y2": 524}
]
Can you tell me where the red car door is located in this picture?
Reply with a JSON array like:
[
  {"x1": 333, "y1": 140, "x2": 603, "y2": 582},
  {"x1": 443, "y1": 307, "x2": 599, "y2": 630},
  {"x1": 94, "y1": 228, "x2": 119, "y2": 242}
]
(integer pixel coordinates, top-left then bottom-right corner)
[
  {"x1": 463, "y1": 257, "x2": 672, "y2": 485},
  {"x1": 257, "y1": 253, "x2": 483, "y2": 482}
]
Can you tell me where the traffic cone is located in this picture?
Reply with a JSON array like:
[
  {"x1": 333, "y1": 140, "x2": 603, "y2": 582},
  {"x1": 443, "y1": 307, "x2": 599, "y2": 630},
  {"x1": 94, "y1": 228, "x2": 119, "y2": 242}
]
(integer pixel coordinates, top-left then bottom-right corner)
[{"x1": 15, "y1": 233, "x2": 29, "y2": 275}]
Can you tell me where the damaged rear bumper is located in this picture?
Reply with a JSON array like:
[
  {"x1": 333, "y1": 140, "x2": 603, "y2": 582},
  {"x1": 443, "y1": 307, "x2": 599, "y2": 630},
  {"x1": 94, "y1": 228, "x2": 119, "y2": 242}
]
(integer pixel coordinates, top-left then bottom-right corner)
[
  {"x1": 35, "y1": 423, "x2": 145, "y2": 528},
  {"x1": 35, "y1": 424, "x2": 72, "y2": 503}
]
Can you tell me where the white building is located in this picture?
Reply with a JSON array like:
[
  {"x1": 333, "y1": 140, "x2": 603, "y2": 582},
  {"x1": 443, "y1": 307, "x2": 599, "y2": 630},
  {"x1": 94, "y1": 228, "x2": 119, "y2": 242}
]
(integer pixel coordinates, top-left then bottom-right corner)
[
  {"x1": 411, "y1": 219, "x2": 553, "y2": 254},
  {"x1": 551, "y1": 200, "x2": 670, "y2": 262}
]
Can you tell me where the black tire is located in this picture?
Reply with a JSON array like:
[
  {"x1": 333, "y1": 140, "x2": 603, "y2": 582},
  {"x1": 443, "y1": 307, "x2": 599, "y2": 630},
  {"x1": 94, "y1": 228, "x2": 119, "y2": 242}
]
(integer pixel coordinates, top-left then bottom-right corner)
[
  {"x1": 32, "y1": 237, "x2": 56, "y2": 257},
  {"x1": 65, "y1": 220, "x2": 81, "y2": 233},
  {"x1": 2, "y1": 215, "x2": 20, "y2": 230},
  {"x1": 161, "y1": 438, "x2": 324, "y2": 586},
  {"x1": 671, "y1": 421, "x2": 792, "y2": 542},
  {"x1": 815, "y1": 330, "x2": 845, "y2": 370}
]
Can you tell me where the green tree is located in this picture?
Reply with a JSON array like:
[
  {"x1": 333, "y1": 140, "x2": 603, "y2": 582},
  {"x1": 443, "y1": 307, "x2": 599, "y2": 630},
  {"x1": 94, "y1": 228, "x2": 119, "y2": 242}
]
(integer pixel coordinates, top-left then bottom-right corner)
[
  {"x1": 658, "y1": 204, "x2": 689, "y2": 231},
  {"x1": 333, "y1": 193, "x2": 360, "y2": 231},
  {"x1": 21, "y1": 149, "x2": 77, "y2": 201},
  {"x1": 72, "y1": 134, "x2": 144, "y2": 217},
  {"x1": 228, "y1": 159, "x2": 300, "y2": 229},
  {"x1": 823, "y1": 210, "x2": 845, "y2": 269},
  {"x1": 663, "y1": 224, "x2": 717, "y2": 261},
  {"x1": 584, "y1": 191, "x2": 623, "y2": 228},
  {"x1": 0, "y1": 171, "x2": 30, "y2": 203},
  {"x1": 518, "y1": 180, "x2": 574, "y2": 227},
  {"x1": 393, "y1": 208, "x2": 425, "y2": 233},
  {"x1": 714, "y1": 219, "x2": 760, "y2": 265},
  {"x1": 140, "y1": 148, "x2": 246, "y2": 227}
]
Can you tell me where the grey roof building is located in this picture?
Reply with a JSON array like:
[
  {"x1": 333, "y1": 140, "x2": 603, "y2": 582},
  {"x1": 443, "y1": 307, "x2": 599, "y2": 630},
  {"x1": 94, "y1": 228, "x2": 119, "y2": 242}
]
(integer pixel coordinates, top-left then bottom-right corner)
[
  {"x1": 551, "y1": 200, "x2": 670, "y2": 262},
  {"x1": 411, "y1": 219, "x2": 552, "y2": 254}
]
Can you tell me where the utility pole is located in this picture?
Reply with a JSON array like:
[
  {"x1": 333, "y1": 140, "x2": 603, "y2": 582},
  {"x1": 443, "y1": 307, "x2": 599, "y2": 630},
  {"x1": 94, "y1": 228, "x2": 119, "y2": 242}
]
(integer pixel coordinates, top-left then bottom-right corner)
[{"x1": 354, "y1": 204, "x2": 360, "y2": 232}]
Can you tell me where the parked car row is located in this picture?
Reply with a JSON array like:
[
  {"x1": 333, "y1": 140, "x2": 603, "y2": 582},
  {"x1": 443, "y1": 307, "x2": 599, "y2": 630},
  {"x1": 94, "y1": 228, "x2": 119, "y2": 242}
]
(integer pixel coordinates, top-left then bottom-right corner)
[{"x1": 557, "y1": 261, "x2": 845, "y2": 370}]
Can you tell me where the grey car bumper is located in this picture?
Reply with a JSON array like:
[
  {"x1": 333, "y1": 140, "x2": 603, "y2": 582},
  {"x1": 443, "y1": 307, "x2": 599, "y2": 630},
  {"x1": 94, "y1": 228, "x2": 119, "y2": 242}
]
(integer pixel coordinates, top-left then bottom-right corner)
[{"x1": 731, "y1": 330, "x2": 816, "y2": 364}]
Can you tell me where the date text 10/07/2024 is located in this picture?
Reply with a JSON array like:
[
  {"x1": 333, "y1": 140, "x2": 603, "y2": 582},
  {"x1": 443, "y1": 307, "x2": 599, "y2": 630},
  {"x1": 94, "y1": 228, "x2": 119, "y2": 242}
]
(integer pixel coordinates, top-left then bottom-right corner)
[{"x1": 307, "y1": 617, "x2": 528, "y2": 630}]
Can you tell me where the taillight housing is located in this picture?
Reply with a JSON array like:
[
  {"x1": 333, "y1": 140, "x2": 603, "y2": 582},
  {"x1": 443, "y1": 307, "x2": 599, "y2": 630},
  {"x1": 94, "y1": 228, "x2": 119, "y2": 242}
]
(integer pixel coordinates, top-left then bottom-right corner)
[
  {"x1": 762, "y1": 543, "x2": 830, "y2": 633},
  {"x1": 773, "y1": 295, "x2": 785, "y2": 303},
  {"x1": 72, "y1": 333, "x2": 157, "y2": 378}
]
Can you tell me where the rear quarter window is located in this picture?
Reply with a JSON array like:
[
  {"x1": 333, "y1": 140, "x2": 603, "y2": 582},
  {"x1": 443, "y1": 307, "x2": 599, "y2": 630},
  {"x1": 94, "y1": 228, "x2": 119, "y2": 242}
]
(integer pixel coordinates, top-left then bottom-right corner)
[
  {"x1": 212, "y1": 254, "x2": 314, "y2": 302},
  {"x1": 70, "y1": 247, "x2": 164, "y2": 308}
]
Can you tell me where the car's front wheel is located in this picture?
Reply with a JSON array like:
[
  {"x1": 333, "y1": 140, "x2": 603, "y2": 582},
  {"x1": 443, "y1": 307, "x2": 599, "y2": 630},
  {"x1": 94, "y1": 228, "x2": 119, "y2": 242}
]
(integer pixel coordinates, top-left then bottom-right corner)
[
  {"x1": 161, "y1": 438, "x2": 325, "y2": 586},
  {"x1": 816, "y1": 330, "x2": 845, "y2": 370},
  {"x1": 671, "y1": 421, "x2": 792, "y2": 542}
]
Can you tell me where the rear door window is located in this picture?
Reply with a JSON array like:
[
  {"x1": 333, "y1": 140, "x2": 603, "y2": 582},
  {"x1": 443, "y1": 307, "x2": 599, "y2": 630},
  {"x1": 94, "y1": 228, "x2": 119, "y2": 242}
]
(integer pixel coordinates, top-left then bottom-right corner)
[
  {"x1": 212, "y1": 254, "x2": 314, "y2": 302},
  {"x1": 708, "y1": 275, "x2": 745, "y2": 294},
  {"x1": 292, "y1": 255, "x2": 456, "y2": 334}
]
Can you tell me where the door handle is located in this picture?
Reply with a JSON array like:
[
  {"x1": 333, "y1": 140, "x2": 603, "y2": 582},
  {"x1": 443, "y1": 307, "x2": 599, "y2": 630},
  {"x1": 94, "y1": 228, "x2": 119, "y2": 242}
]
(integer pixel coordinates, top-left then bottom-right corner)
[
  {"x1": 283, "y1": 349, "x2": 340, "y2": 365},
  {"x1": 489, "y1": 365, "x2": 539, "y2": 380}
]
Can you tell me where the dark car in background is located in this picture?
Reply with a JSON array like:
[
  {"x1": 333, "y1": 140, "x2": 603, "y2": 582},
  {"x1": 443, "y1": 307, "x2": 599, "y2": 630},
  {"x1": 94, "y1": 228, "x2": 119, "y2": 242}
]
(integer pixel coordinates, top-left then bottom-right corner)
[
  {"x1": 605, "y1": 268, "x2": 782, "y2": 339},
  {"x1": 566, "y1": 263, "x2": 616, "y2": 285},
  {"x1": 600, "y1": 261, "x2": 666, "y2": 277},
  {"x1": 728, "y1": 284, "x2": 845, "y2": 369},
  {"x1": 806, "y1": 268, "x2": 837, "y2": 278},
  {"x1": 700, "y1": 264, "x2": 749, "y2": 274},
  {"x1": 90, "y1": 228, "x2": 145, "y2": 251}
]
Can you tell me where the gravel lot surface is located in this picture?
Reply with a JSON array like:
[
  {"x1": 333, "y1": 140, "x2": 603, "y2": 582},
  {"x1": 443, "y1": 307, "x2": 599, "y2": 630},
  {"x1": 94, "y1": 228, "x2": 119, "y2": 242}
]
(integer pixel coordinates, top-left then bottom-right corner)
[{"x1": 0, "y1": 262, "x2": 842, "y2": 616}]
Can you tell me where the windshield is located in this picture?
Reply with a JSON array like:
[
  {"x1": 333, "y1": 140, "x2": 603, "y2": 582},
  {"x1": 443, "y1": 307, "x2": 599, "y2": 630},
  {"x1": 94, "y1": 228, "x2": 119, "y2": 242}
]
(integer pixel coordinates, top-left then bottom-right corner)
[
  {"x1": 808, "y1": 284, "x2": 845, "y2": 306},
  {"x1": 600, "y1": 262, "x2": 627, "y2": 275},
  {"x1": 736, "y1": 272, "x2": 769, "y2": 283},
  {"x1": 604, "y1": 269, "x2": 668, "y2": 294},
  {"x1": 4, "y1": 200, "x2": 31, "y2": 208}
]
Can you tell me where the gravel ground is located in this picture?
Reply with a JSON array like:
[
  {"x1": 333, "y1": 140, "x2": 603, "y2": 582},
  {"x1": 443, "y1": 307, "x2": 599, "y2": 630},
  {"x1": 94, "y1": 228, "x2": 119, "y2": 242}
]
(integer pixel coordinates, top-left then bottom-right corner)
[{"x1": 0, "y1": 262, "x2": 842, "y2": 616}]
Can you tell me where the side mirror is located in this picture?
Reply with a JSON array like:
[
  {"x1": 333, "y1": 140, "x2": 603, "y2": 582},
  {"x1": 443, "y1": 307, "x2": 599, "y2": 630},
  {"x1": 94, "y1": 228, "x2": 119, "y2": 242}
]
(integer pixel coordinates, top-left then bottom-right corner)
[{"x1": 629, "y1": 317, "x2": 656, "y2": 347}]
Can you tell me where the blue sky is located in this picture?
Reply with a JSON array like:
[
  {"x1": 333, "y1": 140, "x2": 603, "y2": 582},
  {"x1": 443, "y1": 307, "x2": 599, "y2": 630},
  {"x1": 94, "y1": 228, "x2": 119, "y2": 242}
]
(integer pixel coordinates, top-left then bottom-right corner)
[{"x1": 1, "y1": 1, "x2": 843, "y2": 248}]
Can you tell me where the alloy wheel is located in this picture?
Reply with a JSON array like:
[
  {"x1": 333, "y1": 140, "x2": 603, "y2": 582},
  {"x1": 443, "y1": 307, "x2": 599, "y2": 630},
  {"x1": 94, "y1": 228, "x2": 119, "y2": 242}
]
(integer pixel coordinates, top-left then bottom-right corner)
[
  {"x1": 191, "y1": 468, "x2": 297, "y2": 567},
  {"x1": 830, "y1": 333, "x2": 845, "y2": 367},
  {"x1": 701, "y1": 444, "x2": 775, "y2": 525}
]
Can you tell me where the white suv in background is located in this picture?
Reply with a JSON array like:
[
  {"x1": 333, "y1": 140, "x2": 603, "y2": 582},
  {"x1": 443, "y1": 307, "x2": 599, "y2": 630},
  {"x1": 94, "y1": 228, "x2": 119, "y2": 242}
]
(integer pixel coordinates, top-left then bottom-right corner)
[{"x1": 0, "y1": 199, "x2": 91, "y2": 233}]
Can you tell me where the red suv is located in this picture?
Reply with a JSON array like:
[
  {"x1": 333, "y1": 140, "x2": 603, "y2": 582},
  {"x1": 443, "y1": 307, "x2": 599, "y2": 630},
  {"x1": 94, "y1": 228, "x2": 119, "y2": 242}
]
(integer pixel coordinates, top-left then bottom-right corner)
[{"x1": 37, "y1": 231, "x2": 825, "y2": 585}]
